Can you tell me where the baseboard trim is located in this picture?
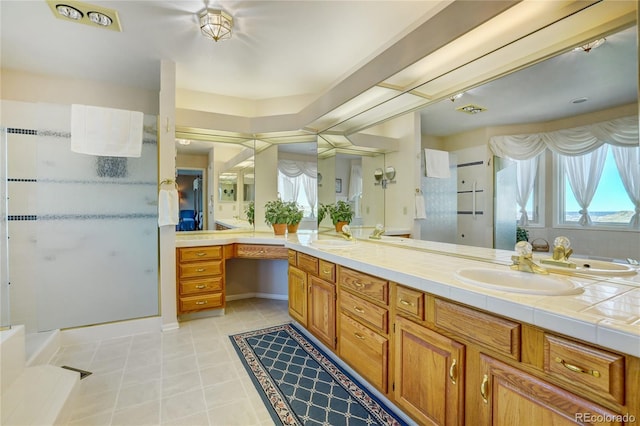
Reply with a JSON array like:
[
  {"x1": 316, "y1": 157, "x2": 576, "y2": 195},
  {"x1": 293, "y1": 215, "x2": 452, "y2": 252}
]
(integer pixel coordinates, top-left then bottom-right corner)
[
  {"x1": 60, "y1": 316, "x2": 162, "y2": 346},
  {"x1": 227, "y1": 293, "x2": 287, "y2": 302}
]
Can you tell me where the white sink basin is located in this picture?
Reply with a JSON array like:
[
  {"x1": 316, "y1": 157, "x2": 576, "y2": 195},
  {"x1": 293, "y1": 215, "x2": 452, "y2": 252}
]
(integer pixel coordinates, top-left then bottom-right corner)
[
  {"x1": 455, "y1": 268, "x2": 583, "y2": 296},
  {"x1": 540, "y1": 258, "x2": 637, "y2": 277},
  {"x1": 310, "y1": 239, "x2": 357, "y2": 249}
]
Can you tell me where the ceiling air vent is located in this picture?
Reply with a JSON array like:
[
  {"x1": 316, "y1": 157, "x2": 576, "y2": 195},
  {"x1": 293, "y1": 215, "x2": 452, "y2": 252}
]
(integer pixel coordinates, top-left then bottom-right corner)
[{"x1": 456, "y1": 104, "x2": 486, "y2": 115}]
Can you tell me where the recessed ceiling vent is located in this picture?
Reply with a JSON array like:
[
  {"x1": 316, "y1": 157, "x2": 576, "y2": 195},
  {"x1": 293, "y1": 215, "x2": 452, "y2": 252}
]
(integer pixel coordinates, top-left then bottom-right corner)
[
  {"x1": 456, "y1": 104, "x2": 487, "y2": 115},
  {"x1": 46, "y1": 0, "x2": 122, "y2": 32}
]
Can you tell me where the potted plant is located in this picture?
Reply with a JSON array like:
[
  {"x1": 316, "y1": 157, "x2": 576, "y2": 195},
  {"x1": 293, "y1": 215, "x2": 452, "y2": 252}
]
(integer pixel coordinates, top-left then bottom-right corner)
[
  {"x1": 264, "y1": 199, "x2": 289, "y2": 235},
  {"x1": 285, "y1": 201, "x2": 304, "y2": 234},
  {"x1": 244, "y1": 201, "x2": 255, "y2": 225},
  {"x1": 321, "y1": 201, "x2": 353, "y2": 232}
]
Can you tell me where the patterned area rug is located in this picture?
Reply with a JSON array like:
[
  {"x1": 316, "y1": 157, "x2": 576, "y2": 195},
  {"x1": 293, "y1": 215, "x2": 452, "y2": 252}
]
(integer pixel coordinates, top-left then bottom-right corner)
[{"x1": 229, "y1": 323, "x2": 407, "y2": 426}]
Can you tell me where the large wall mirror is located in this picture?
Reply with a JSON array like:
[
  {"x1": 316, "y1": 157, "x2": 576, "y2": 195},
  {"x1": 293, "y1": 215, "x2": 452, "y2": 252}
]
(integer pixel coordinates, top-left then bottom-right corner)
[
  {"x1": 175, "y1": 131, "x2": 255, "y2": 232},
  {"x1": 416, "y1": 24, "x2": 638, "y2": 261}
]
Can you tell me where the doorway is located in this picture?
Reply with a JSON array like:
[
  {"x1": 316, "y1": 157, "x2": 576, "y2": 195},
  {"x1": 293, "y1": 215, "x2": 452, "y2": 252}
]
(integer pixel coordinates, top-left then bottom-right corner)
[{"x1": 176, "y1": 168, "x2": 206, "y2": 231}]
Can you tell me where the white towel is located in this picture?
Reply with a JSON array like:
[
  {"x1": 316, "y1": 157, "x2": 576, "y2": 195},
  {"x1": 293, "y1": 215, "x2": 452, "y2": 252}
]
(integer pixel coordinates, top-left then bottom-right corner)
[
  {"x1": 424, "y1": 149, "x2": 451, "y2": 178},
  {"x1": 71, "y1": 104, "x2": 144, "y2": 157},
  {"x1": 414, "y1": 194, "x2": 427, "y2": 219},
  {"x1": 158, "y1": 189, "x2": 179, "y2": 227}
]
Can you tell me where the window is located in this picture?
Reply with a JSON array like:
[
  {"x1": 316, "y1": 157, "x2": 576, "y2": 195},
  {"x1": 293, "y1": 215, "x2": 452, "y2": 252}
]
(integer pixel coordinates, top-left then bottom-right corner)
[
  {"x1": 558, "y1": 145, "x2": 637, "y2": 227},
  {"x1": 514, "y1": 154, "x2": 545, "y2": 227},
  {"x1": 278, "y1": 172, "x2": 316, "y2": 217}
]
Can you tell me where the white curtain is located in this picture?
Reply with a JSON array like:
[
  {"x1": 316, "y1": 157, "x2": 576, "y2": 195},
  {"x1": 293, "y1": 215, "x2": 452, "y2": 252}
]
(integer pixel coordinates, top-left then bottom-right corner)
[
  {"x1": 515, "y1": 154, "x2": 539, "y2": 226},
  {"x1": 348, "y1": 162, "x2": 363, "y2": 218},
  {"x1": 278, "y1": 159, "x2": 317, "y2": 178},
  {"x1": 563, "y1": 145, "x2": 608, "y2": 226},
  {"x1": 490, "y1": 116, "x2": 638, "y2": 159},
  {"x1": 611, "y1": 145, "x2": 640, "y2": 228},
  {"x1": 302, "y1": 174, "x2": 317, "y2": 217}
]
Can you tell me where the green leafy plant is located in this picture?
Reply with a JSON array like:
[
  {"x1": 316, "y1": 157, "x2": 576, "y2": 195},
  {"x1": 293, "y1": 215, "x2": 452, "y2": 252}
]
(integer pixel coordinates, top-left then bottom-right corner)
[
  {"x1": 516, "y1": 226, "x2": 529, "y2": 242},
  {"x1": 320, "y1": 201, "x2": 354, "y2": 225},
  {"x1": 264, "y1": 199, "x2": 289, "y2": 226},
  {"x1": 285, "y1": 201, "x2": 304, "y2": 225},
  {"x1": 244, "y1": 201, "x2": 254, "y2": 225}
]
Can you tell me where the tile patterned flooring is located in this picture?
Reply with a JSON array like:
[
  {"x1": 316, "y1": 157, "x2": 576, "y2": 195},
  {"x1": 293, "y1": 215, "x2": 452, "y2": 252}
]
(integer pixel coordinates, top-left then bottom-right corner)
[{"x1": 52, "y1": 298, "x2": 291, "y2": 426}]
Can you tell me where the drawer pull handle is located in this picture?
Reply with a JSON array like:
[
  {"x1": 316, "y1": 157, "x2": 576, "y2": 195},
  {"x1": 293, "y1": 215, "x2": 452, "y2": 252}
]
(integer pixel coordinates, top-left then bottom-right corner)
[
  {"x1": 399, "y1": 299, "x2": 413, "y2": 306},
  {"x1": 322, "y1": 268, "x2": 332, "y2": 274},
  {"x1": 555, "y1": 357, "x2": 600, "y2": 378},
  {"x1": 354, "y1": 332, "x2": 365, "y2": 340},
  {"x1": 195, "y1": 301, "x2": 208, "y2": 305},
  {"x1": 195, "y1": 285, "x2": 207, "y2": 289},
  {"x1": 449, "y1": 359, "x2": 457, "y2": 385},
  {"x1": 196, "y1": 252, "x2": 206, "y2": 257},
  {"x1": 354, "y1": 281, "x2": 364, "y2": 288},
  {"x1": 195, "y1": 268, "x2": 206, "y2": 272},
  {"x1": 354, "y1": 306, "x2": 365, "y2": 314},
  {"x1": 480, "y1": 374, "x2": 489, "y2": 403}
]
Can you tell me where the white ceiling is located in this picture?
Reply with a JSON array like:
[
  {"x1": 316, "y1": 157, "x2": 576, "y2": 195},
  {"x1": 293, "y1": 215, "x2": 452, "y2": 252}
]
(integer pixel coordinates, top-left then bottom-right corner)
[
  {"x1": 0, "y1": 1, "x2": 442, "y2": 100},
  {"x1": 1, "y1": 0, "x2": 637, "y2": 148}
]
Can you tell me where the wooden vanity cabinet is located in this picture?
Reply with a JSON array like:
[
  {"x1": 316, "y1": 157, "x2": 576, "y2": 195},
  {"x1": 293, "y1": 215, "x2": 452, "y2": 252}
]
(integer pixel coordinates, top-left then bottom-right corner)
[
  {"x1": 176, "y1": 246, "x2": 226, "y2": 314},
  {"x1": 394, "y1": 316, "x2": 465, "y2": 426},
  {"x1": 337, "y1": 266, "x2": 390, "y2": 394},
  {"x1": 477, "y1": 354, "x2": 623, "y2": 426},
  {"x1": 288, "y1": 251, "x2": 336, "y2": 349}
]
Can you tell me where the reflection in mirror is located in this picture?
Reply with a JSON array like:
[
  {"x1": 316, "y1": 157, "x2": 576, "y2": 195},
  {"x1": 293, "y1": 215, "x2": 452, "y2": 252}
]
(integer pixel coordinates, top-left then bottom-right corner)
[
  {"x1": 417, "y1": 25, "x2": 638, "y2": 261},
  {"x1": 276, "y1": 142, "x2": 318, "y2": 231},
  {"x1": 176, "y1": 169, "x2": 205, "y2": 231},
  {"x1": 175, "y1": 131, "x2": 255, "y2": 232},
  {"x1": 218, "y1": 172, "x2": 237, "y2": 202},
  {"x1": 318, "y1": 150, "x2": 385, "y2": 231}
]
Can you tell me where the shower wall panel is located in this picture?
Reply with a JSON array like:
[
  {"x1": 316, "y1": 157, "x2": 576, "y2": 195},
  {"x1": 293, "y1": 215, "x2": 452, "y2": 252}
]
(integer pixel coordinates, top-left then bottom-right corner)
[{"x1": 4, "y1": 101, "x2": 158, "y2": 332}]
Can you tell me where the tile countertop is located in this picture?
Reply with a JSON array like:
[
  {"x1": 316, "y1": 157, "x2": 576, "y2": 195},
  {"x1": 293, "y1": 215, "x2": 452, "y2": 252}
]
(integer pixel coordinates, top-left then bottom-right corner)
[{"x1": 175, "y1": 231, "x2": 640, "y2": 357}]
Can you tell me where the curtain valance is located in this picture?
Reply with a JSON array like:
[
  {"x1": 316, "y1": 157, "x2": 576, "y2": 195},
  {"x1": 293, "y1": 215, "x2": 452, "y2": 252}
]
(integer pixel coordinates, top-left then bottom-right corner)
[
  {"x1": 489, "y1": 116, "x2": 638, "y2": 160},
  {"x1": 278, "y1": 160, "x2": 317, "y2": 178}
]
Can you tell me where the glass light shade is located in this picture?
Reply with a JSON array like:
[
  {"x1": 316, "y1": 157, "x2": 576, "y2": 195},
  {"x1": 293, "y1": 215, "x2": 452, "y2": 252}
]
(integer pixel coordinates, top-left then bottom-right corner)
[{"x1": 199, "y1": 9, "x2": 233, "y2": 42}]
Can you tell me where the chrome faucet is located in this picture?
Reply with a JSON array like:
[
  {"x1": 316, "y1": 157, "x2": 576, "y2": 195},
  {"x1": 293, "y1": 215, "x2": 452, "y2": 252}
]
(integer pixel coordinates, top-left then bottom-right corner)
[
  {"x1": 369, "y1": 224, "x2": 385, "y2": 240},
  {"x1": 511, "y1": 241, "x2": 548, "y2": 274},
  {"x1": 541, "y1": 236, "x2": 576, "y2": 268},
  {"x1": 341, "y1": 224, "x2": 353, "y2": 241}
]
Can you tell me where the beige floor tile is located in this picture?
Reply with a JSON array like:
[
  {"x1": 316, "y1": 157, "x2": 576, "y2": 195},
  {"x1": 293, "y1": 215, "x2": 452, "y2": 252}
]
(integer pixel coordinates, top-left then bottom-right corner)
[
  {"x1": 161, "y1": 411, "x2": 210, "y2": 426},
  {"x1": 116, "y1": 378, "x2": 161, "y2": 410},
  {"x1": 208, "y1": 400, "x2": 260, "y2": 426},
  {"x1": 121, "y1": 363, "x2": 162, "y2": 388},
  {"x1": 202, "y1": 380, "x2": 247, "y2": 409},
  {"x1": 161, "y1": 389, "x2": 207, "y2": 423},
  {"x1": 162, "y1": 369, "x2": 202, "y2": 398},
  {"x1": 111, "y1": 400, "x2": 160, "y2": 426},
  {"x1": 199, "y1": 362, "x2": 239, "y2": 387},
  {"x1": 163, "y1": 354, "x2": 199, "y2": 377}
]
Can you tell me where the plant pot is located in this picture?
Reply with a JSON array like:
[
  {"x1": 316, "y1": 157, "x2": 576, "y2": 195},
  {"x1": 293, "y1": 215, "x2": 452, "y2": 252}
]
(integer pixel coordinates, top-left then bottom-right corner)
[
  {"x1": 287, "y1": 223, "x2": 299, "y2": 234},
  {"x1": 272, "y1": 223, "x2": 287, "y2": 236},
  {"x1": 335, "y1": 221, "x2": 348, "y2": 232}
]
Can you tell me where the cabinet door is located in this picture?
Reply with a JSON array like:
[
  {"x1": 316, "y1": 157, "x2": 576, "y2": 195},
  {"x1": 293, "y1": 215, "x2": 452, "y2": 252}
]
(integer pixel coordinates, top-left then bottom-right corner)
[
  {"x1": 288, "y1": 266, "x2": 308, "y2": 326},
  {"x1": 308, "y1": 275, "x2": 336, "y2": 350},
  {"x1": 478, "y1": 354, "x2": 622, "y2": 426},
  {"x1": 394, "y1": 316, "x2": 465, "y2": 426}
]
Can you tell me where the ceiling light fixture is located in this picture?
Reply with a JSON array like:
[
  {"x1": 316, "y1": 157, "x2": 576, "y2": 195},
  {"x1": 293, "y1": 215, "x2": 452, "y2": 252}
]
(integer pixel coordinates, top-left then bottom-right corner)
[
  {"x1": 56, "y1": 4, "x2": 83, "y2": 20},
  {"x1": 199, "y1": 8, "x2": 233, "y2": 42},
  {"x1": 574, "y1": 38, "x2": 605, "y2": 53},
  {"x1": 456, "y1": 104, "x2": 486, "y2": 114},
  {"x1": 87, "y1": 11, "x2": 112, "y2": 27},
  {"x1": 449, "y1": 93, "x2": 464, "y2": 102},
  {"x1": 177, "y1": 139, "x2": 191, "y2": 146}
]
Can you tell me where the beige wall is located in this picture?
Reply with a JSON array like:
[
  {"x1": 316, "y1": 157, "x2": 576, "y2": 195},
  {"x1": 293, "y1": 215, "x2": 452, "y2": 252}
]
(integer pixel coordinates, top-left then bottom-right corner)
[{"x1": 1, "y1": 69, "x2": 158, "y2": 115}]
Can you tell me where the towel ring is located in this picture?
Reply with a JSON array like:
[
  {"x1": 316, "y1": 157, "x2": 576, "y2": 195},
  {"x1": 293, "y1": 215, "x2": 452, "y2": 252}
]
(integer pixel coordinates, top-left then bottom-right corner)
[{"x1": 159, "y1": 179, "x2": 178, "y2": 189}]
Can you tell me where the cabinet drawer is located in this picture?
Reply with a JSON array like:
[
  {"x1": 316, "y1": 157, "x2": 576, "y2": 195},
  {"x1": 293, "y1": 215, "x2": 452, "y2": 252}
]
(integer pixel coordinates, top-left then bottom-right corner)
[
  {"x1": 179, "y1": 293, "x2": 223, "y2": 312},
  {"x1": 434, "y1": 298, "x2": 520, "y2": 360},
  {"x1": 178, "y1": 246, "x2": 223, "y2": 262},
  {"x1": 339, "y1": 313, "x2": 388, "y2": 392},
  {"x1": 395, "y1": 285, "x2": 424, "y2": 320},
  {"x1": 179, "y1": 277, "x2": 223, "y2": 296},
  {"x1": 339, "y1": 267, "x2": 388, "y2": 305},
  {"x1": 178, "y1": 260, "x2": 223, "y2": 279},
  {"x1": 236, "y1": 244, "x2": 288, "y2": 259},
  {"x1": 318, "y1": 260, "x2": 335, "y2": 282},
  {"x1": 297, "y1": 253, "x2": 319, "y2": 275},
  {"x1": 340, "y1": 291, "x2": 388, "y2": 333},
  {"x1": 544, "y1": 334, "x2": 625, "y2": 404},
  {"x1": 288, "y1": 250, "x2": 297, "y2": 266}
]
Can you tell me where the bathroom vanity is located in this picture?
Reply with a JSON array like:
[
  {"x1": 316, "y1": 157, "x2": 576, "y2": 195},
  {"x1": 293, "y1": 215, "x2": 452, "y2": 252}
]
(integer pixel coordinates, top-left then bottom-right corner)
[{"x1": 177, "y1": 232, "x2": 639, "y2": 425}]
